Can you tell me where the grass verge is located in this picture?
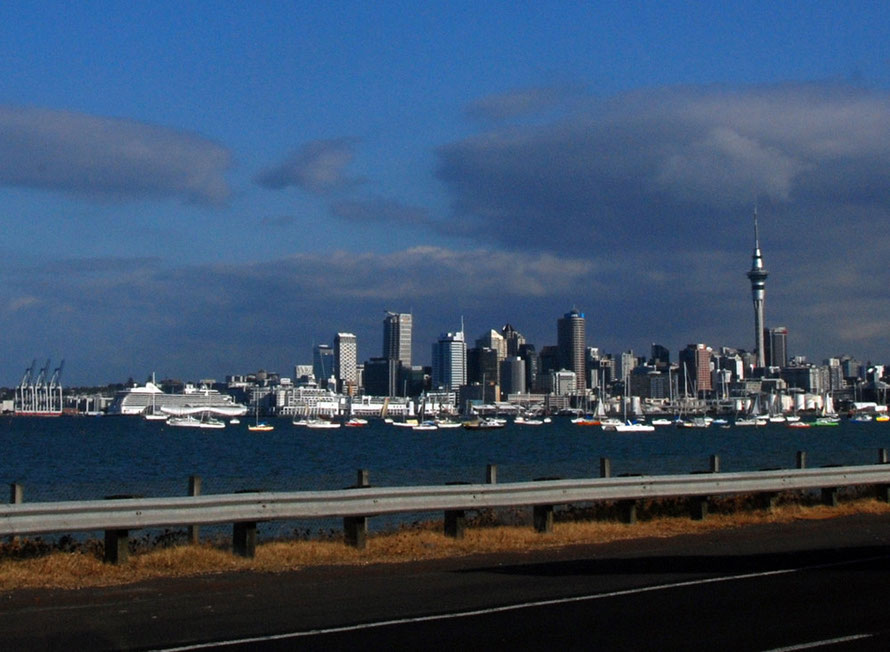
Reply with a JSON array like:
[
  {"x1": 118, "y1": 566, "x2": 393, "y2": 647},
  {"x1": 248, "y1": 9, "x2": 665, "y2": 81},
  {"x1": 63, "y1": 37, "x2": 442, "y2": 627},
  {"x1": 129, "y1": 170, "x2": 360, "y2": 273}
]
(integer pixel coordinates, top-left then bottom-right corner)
[{"x1": 2, "y1": 495, "x2": 889, "y2": 591}]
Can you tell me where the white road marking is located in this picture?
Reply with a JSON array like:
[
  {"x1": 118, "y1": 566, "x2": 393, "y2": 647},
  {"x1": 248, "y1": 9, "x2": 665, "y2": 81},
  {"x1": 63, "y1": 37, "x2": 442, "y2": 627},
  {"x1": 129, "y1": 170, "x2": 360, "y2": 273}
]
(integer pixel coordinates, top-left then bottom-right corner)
[
  {"x1": 763, "y1": 633, "x2": 874, "y2": 651},
  {"x1": 154, "y1": 555, "x2": 890, "y2": 651}
]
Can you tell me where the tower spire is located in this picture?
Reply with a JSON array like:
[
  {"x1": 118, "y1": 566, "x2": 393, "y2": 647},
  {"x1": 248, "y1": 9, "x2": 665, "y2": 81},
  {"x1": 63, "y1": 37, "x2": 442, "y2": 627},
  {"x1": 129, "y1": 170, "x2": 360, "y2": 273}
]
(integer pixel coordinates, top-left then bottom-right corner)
[{"x1": 746, "y1": 205, "x2": 768, "y2": 367}]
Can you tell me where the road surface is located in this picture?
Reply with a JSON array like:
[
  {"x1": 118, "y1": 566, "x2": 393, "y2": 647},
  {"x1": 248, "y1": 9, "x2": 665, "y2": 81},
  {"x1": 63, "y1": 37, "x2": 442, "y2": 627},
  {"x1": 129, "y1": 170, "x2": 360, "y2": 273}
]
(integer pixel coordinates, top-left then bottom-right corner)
[{"x1": 4, "y1": 514, "x2": 890, "y2": 650}]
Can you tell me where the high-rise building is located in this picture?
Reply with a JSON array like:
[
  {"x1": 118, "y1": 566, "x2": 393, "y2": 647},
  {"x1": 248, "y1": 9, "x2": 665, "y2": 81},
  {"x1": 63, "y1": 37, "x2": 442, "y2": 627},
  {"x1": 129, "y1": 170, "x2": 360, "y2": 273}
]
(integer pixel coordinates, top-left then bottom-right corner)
[
  {"x1": 501, "y1": 324, "x2": 526, "y2": 357},
  {"x1": 383, "y1": 311, "x2": 412, "y2": 366},
  {"x1": 679, "y1": 343, "x2": 713, "y2": 395},
  {"x1": 499, "y1": 356, "x2": 526, "y2": 396},
  {"x1": 431, "y1": 330, "x2": 466, "y2": 390},
  {"x1": 312, "y1": 344, "x2": 333, "y2": 387},
  {"x1": 557, "y1": 309, "x2": 586, "y2": 391},
  {"x1": 476, "y1": 329, "x2": 506, "y2": 360},
  {"x1": 333, "y1": 332, "x2": 357, "y2": 393},
  {"x1": 363, "y1": 357, "x2": 400, "y2": 397},
  {"x1": 650, "y1": 344, "x2": 671, "y2": 371},
  {"x1": 746, "y1": 207, "x2": 769, "y2": 368},
  {"x1": 766, "y1": 327, "x2": 788, "y2": 368}
]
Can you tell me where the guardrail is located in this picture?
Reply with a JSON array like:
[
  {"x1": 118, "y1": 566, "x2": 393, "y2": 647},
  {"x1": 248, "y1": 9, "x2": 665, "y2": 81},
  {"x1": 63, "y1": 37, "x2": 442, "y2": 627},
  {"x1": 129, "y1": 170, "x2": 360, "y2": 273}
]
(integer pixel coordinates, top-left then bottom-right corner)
[{"x1": 4, "y1": 452, "x2": 890, "y2": 563}]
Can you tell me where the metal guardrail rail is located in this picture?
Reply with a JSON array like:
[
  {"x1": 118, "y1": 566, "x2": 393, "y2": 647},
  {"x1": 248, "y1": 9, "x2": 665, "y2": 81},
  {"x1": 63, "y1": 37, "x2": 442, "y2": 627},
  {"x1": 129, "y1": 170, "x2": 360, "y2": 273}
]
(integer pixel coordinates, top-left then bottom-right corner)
[{"x1": 2, "y1": 464, "x2": 890, "y2": 538}]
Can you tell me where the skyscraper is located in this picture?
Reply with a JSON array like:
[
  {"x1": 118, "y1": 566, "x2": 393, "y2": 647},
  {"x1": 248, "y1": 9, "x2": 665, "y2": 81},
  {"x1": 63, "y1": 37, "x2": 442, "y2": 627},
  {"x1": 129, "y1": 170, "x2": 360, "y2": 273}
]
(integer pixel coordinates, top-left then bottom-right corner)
[
  {"x1": 747, "y1": 207, "x2": 769, "y2": 368},
  {"x1": 312, "y1": 344, "x2": 333, "y2": 387},
  {"x1": 766, "y1": 326, "x2": 788, "y2": 368},
  {"x1": 383, "y1": 311, "x2": 412, "y2": 366},
  {"x1": 333, "y1": 332, "x2": 357, "y2": 393},
  {"x1": 431, "y1": 330, "x2": 466, "y2": 390},
  {"x1": 557, "y1": 308, "x2": 586, "y2": 391}
]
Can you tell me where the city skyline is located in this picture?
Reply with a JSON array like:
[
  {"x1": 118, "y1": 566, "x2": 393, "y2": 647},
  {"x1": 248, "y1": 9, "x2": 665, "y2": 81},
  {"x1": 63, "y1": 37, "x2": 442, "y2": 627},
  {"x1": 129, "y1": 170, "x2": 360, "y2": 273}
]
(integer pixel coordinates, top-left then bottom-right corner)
[{"x1": 3, "y1": 4, "x2": 890, "y2": 385}]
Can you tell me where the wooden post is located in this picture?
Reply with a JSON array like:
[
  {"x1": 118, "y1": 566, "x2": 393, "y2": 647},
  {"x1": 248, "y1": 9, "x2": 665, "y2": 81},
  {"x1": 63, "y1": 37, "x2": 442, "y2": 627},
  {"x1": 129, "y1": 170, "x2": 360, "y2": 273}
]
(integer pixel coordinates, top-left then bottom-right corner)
[
  {"x1": 9, "y1": 484, "x2": 23, "y2": 544},
  {"x1": 233, "y1": 522, "x2": 257, "y2": 557},
  {"x1": 689, "y1": 496, "x2": 708, "y2": 521},
  {"x1": 879, "y1": 448, "x2": 888, "y2": 464},
  {"x1": 796, "y1": 451, "x2": 807, "y2": 469},
  {"x1": 486, "y1": 464, "x2": 497, "y2": 484},
  {"x1": 9, "y1": 483, "x2": 23, "y2": 505},
  {"x1": 760, "y1": 493, "x2": 779, "y2": 511},
  {"x1": 710, "y1": 455, "x2": 720, "y2": 473},
  {"x1": 821, "y1": 487, "x2": 839, "y2": 507},
  {"x1": 104, "y1": 529, "x2": 129, "y2": 564},
  {"x1": 188, "y1": 475, "x2": 201, "y2": 545},
  {"x1": 618, "y1": 499, "x2": 637, "y2": 524},
  {"x1": 533, "y1": 505, "x2": 553, "y2": 533},
  {"x1": 600, "y1": 457, "x2": 611, "y2": 479},
  {"x1": 344, "y1": 469, "x2": 370, "y2": 549},
  {"x1": 444, "y1": 510, "x2": 466, "y2": 539}
]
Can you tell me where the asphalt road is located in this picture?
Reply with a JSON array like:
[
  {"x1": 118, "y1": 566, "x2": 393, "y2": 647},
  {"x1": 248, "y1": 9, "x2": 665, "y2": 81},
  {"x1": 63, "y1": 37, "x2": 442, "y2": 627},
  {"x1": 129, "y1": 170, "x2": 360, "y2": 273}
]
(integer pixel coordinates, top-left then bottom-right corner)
[{"x1": 5, "y1": 514, "x2": 890, "y2": 650}]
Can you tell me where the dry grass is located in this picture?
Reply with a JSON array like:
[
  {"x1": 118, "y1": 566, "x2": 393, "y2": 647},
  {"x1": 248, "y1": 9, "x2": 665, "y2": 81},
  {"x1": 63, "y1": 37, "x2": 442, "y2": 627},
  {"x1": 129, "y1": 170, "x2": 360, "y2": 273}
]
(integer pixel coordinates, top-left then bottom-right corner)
[{"x1": 2, "y1": 496, "x2": 889, "y2": 591}]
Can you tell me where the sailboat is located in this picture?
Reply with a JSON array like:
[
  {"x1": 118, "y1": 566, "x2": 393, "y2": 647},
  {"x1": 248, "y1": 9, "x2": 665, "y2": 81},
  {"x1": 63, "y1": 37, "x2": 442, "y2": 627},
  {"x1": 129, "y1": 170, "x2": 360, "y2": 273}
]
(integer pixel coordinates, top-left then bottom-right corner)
[
  {"x1": 248, "y1": 391, "x2": 274, "y2": 432},
  {"x1": 603, "y1": 372, "x2": 654, "y2": 432},
  {"x1": 143, "y1": 376, "x2": 168, "y2": 421}
]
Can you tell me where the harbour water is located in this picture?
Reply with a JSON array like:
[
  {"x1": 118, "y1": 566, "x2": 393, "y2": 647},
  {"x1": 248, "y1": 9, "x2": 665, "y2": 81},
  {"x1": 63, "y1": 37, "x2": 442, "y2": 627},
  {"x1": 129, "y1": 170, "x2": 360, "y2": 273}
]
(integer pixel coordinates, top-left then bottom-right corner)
[{"x1": 3, "y1": 416, "x2": 889, "y2": 505}]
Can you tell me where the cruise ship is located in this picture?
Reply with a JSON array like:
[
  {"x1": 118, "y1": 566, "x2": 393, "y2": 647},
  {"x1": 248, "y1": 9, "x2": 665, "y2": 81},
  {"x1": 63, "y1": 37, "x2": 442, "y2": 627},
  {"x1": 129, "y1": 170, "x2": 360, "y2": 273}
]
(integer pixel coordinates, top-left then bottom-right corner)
[{"x1": 107, "y1": 381, "x2": 248, "y2": 417}]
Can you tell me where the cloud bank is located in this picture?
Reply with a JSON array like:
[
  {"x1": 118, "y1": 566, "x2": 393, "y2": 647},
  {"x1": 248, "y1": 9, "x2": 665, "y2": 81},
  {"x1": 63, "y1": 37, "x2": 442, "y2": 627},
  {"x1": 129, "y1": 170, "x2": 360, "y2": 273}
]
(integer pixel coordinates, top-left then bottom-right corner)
[
  {"x1": 437, "y1": 83, "x2": 890, "y2": 253},
  {"x1": 0, "y1": 106, "x2": 231, "y2": 204}
]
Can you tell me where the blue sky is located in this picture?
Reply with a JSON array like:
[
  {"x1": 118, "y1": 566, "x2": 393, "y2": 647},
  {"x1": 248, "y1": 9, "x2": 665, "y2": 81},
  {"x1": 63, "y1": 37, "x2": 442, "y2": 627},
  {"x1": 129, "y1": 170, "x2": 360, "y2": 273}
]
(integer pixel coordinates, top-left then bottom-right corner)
[{"x1": 2, "y1": 2, "x2": 890, "y2": 384}]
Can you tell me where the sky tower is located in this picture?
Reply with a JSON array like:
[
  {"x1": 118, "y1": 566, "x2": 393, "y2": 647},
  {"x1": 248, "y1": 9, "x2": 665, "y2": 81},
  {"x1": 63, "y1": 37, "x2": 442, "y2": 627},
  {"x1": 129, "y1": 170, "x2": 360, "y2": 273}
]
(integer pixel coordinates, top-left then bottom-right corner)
[{"x1": 746, "y1": 207, "x2": 769, "y2": 368}]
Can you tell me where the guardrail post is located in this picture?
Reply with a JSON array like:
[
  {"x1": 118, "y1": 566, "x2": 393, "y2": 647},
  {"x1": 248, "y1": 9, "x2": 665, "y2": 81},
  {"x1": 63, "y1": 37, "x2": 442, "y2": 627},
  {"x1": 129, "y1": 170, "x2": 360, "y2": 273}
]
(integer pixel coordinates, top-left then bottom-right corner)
[
  {"x1": 689, "y1": 496, "x2": 708, "y2": 520},
  {"x1": 9, "y1": 483, "x2": 23, "y2": 505},
  {"x1": 344, "y1": 469, "x2": 370, "y2": 549},
  {"x1": 486, "y1": 464, "x2": 497, "y2": 484},
  {"x1": 796, "y1": 451, "x2": 806, "y2": 469},
  {"x1": 444, "y1": 510, "x2": 466, "y2": 539},
  {"x1": 760, "y1": 493, "x2": 779, "y2": 511},
  {"x1": 533, "y1": 505, "x2": 553, "y2": 533},
  {"x1": 618, "y1": 500, "x2": 637, "y2": 524},
  {"x1": 877, "y1": 450, "x2": 890, "y2": 501},
  {"x1": 821, "y1": 487, "x2": 839, "y2": 507},
  {"x1": 710, "y1": 455, "x2": 720, "y2": 473},
  {"x1": 600, "y1": 457, "x2": 611, "y2": 478},
  {"x1": 8, "y1": 483, "x2": 23, "y2": 543},
  {"x1": 104, "y1": 529, "x2": 129, "y2": 564},
  {"x1": 102, "y1": 494, "x2": 133, "y2": 564},
  {"x1": 188, "y1": 475, "x2": 201, "y2": 544},
  {"x1": 233, "y1": 521, "x2": 257, "y2": 557}
]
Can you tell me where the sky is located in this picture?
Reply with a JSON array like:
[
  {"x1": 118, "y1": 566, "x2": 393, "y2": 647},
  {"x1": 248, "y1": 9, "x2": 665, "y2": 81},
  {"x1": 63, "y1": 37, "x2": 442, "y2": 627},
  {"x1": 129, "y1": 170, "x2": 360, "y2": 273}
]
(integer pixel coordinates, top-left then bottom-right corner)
[{"x1": 2, "y1": 2, "x2": 890, "y2": 385}]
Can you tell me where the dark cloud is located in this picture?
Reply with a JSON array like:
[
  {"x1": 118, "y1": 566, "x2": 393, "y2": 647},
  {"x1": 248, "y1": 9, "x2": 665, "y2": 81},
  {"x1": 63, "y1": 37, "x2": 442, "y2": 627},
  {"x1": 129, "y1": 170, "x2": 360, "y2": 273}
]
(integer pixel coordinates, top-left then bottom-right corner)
[
  {"x1": 0, "y1": 106, "x2": 231, "y2": 204},
  {"x1": 255, "y1": 138, "x2": 361, "y2": 194},
  {"x1": 2, "y1": 239, "x2": 888, "y2": 384},
  {"x1": 438, "y1": 82, "x2": 890, "y2": 252}
]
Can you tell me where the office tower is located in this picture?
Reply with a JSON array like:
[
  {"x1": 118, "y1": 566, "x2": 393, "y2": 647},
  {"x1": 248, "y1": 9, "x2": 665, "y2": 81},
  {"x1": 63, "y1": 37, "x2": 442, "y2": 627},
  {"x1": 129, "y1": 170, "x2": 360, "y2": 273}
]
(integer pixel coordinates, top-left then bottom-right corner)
[
  {"x1": 312, "y1": 344, "x2": 333, "y2": 387},
  {"x1": 650, "y1": 344, "x2": 671, "y2": 371},
  {"x1": 766, "y1": 327, "x2": 788, "y2": 368},
  {"x1": 679, "y1": 343, "x2": 714, "y2": 395},
  {"x1": 499, "y1": 356, "x2": 526, "y2": 396},
  {"x1": 476, "y1": 329, "x2": 506, "y2": 360},
  {"x1": 746, "y1": 207, "x2": 769, "y2": 368},
  {"x1": 557, "y1": 309, "x2": 586, "y2": 391},
  {"x1": 518, "y1": 343, "x2": 538, "y2": 392},
  {"x1": 383, "y1": 311, "x2": 412, "y2": 366},
  {"x1": 501, "y1": 323, "x2": 526, "y2": 357},
  {"x1": 467, "y1": 347, "x2": 499, "y2": 386},
  {"x1": 363, "y1": 357, "x2": 400, "y2": 397},
  {"x1": 333, "y1": 332, "x2": 357, "y2": 393},
  {"x1": 431, "y1": 330, "x2": 466, "y2": 390}
]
